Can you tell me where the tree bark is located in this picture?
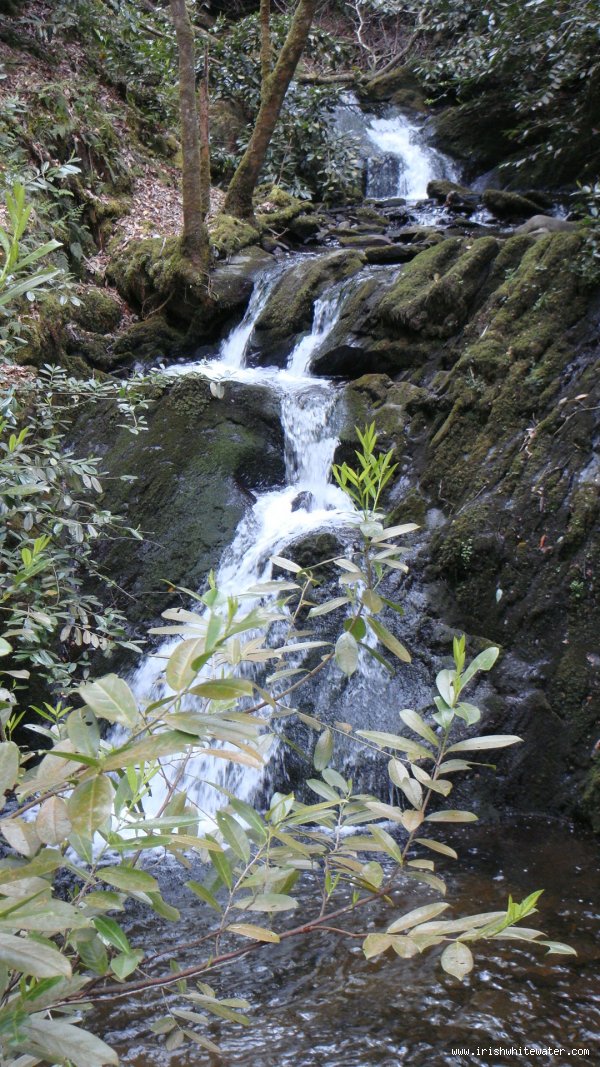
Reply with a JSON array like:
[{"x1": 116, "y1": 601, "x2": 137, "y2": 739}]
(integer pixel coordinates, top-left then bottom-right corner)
[
  {"x1": 223, "y1": 0, "x2": 317, "y2": 221},
  {"x1": 199, "y1": 45, "x2": 211, "y2": 219},
  {"x1": 260, "y1": 0, "x2": 272, "y2": 93},
  {"x1": 170, "y1": 0, "x2": 209, "y2": 271}
]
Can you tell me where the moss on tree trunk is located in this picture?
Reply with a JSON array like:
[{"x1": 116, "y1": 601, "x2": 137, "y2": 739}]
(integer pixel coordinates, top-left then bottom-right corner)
[{"x1": 223, "y1": 0, "x2": 317, "y2": 221}]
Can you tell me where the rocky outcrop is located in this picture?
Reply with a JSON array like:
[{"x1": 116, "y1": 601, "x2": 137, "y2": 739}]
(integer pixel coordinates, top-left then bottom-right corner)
[
  {"x1": 329, "y1": 230, "x2": 600, "y2": 827},
  {"x1": 249, "y1": 249, "x2": 365, "y2": 365},
  {"x1": 70, "y1": 374, "x2": 285, "y2": 626}
]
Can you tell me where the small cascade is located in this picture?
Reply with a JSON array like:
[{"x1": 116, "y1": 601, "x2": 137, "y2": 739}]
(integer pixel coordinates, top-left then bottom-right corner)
[
  {"x1": 219, "y1": 268, "x2": 282, "y2": 369},
  {"x1": 130, "y1": 257, "x2": 358, "y2": 824},
  {"x1": 333, "y1": 92, "x2": 459, "y2": 201},
  {"x1": 365, "y1": 112, "x2": 459, "y2": 200}
]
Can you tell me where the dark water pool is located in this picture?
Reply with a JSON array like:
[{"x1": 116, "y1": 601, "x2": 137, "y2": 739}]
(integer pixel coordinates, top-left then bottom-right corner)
[{"x1": 95, "y1": 818, "x2": 599, "y2": 1066}]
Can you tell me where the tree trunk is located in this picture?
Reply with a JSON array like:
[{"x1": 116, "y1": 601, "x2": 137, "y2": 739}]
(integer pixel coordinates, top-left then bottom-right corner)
[
  {"x1": 199, "y1": 45, "x2": 211, "y2": 219},
  {"x1": 223, "y1": 0, "x2": 317, "y2": 221},
  {"x1": 170, "y1": 0, "x2": 209, "y2": 271},
  {"x1": 260, "y1": 0, "x2": 272, "y2": 93}
]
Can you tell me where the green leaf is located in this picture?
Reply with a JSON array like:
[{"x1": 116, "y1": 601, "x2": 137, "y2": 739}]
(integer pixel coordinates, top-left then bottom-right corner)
[
  {"x1": 0, "y1": 638, "x2": 12, "y2": 657},
  {"x1": 440, "y1": 940, "x2": 474, "y2": 980},
  {"x1": 425, "y1": 810, "x2": 478, "y2": 823},
  {"x1": 371, "y1": 523, "x2": 419, "y2": 542},
  {"x1": 165, "y1": 637, "x2": 207, "y2": 691},
  {"x1": 102, "y1": 730, "x2": 194, "y2": 770},
  {"x1": 228, "y1": 923, "x2": 280, "y2": 943},
  {"x1": 0, "y1": 818, "x2": 41, "y2": 858},
  {"x1": 235, "y1": 893, "x2": 298, "y2": 913},
  {"x1": 78, "y1": 675, "x2": 139, "y2": 727},
  {"x1": 36, "y1": 796, "x2": 72, "y2": 845},
  {"x1": 270, "y1": 555, "x2": 302, "y2": 573},
  {"x1": 67, "y1": 775, "x2": 113, "y2": 837},
  {"x1": 366, "y1": 617, "x2": 411, "y2": 663},
  {"x1": 415, "y1": 837, "x2": 458, "y2": 860},
  {"x1": 387, "y1": 901, "x2": 449, "y2": 933},
  {"x1": 461, "y1": 646, "x2": 499, "y2": 686},
  {"x1": 23, "y1": 1017, "x2": 118, "y2": 1066},
  {"x1": 0, "y1": 741, "x2": 19, "y2": 801},
  {"x1": 98, "y1": 866, "x2": 158, "y2": 894},
  {"x1": 314, "y1": 728, "x2": 333, "y2": 771},
  {"x1": 308, "y1": 597, "x2": 350, "y2": 617},
  {"x1": 399, "y1": 709, "x2": 438, "y2": 746},
  {"x1": 93, "y1": 917, "x2": 130, "y2": 953},
  {"x1": 110, "y1": 949, "x2": 144, "y2": 980},
  {"x1": 190, "y1": 678, "x2": 254, "y2": 700},
  {"x1": 363, "y1": 933, "x2": 394, "y2": 959},
  {"x1": 334, "y1": 632, "x2": 359, "y2": 676},
  {"x1": 356, "y1": 731, "x2": 432, "y2": 760},
  {"x1": 538, "y1": 940, "x2": 577, "y2": 956},
  {"x1": 185, "y1": 880, "x2": 222, "y2": 913},
  {"x1": 361, "y1": 588, "x2": 383, "y2": 613},
  {"x1": 447, "y1": 735, "x2": 522, "y2": 753},
  {"x1": 216, "y1": 811, "x2": 250, "y2": 863},
  {"x1": 0, "y1": 931, "x2": 71, "y2": 978},
  {"x1": 210, "y1": 848, "x2": 233, "y2": 890}
]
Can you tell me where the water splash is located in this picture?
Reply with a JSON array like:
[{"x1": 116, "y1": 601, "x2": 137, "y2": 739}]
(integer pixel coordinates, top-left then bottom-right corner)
[
  {"x1": 130, "y1": 258, "x2": 359, "y2": 824},
  {"x1": 365, "y1": 113, "x2": 459, "y2": 200}
]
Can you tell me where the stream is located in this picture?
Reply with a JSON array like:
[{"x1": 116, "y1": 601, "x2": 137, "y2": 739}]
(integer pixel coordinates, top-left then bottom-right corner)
[{"x1": 112, "y1": 111, "x2": 599, "y2": 1064}]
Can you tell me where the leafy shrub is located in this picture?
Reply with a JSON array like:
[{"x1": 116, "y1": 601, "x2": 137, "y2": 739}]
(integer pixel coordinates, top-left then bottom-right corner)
[
  {"x1": 0, "y1": 426, "x2": 575, "y2": 1064},
  {"x1": 209, "y1": 11, "x2": 362, "y2": 200}
]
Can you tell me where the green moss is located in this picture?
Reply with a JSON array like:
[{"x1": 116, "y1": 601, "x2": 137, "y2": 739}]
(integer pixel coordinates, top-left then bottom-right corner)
[
  {"x1": 482, "y1": 188, "x2": 542, "y2": 219},
  {"x1": 72, "y1": 288, "x2": 123, "y2": 334},
  {"x1": 209, "y1": 214, "x2": 260, "y2": 258},
  {"x1": 253, "y1": 250, "x2": 365, "y2": 347},
  {"x1": 379, "y1": 237, "x2": 499, "y2": 338},
  {"x1": 563, "y1": 486, "x2": 600, "y2": 552}
]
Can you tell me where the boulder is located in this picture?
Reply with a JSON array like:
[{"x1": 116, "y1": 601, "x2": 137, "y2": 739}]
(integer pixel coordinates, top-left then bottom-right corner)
[
  {"x1": 69, "y1": 373, "x2": 285, "y2": 625},
  {"x1": 426, "y1": 179, "x2": 476, "y2": 203},
  {"x1": 249, "y1": 249, "x2": 365, "y2": 365},
  {"x1": 516, "y1": 215, "x2": 578, "y2": 236},
  {"x1": 482, "y1": 188, "x2": 544, "y2": 220}
]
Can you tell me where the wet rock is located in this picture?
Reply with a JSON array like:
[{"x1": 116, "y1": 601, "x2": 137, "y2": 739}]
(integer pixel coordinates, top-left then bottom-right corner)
[
  {"x1": 291, "y1": 490, "x2": 314, "y2": 512},
  {"x1": 249, "y1": 249, "x2": 365, "y2": 366},
  {"x1": 516, "y1": 214, "x2": 579, "y2": 235},
  {"x1": 69, "y1": 374, "x2": 285, "y2": 625},
  {"x1": 364, "y1": 244, "x2": 430, "y2": 265},
  {"x1": 482, "y1": 188, "x2": 544, "y2": 220},
  {"x1": 338, "y1": 234, "x2": 392, "y2": 249},
  {"x1": 426, "y1": 179, "x2": 475, "y2": 203}
]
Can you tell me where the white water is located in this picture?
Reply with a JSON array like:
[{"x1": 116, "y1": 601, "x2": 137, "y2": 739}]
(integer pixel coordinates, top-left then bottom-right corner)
[
  {"x1": 365, "y1": 113, "x2": 459, "y2": 199},
  {"x1": 130, "y1": 266, "x2": 356, "y2": 825}
]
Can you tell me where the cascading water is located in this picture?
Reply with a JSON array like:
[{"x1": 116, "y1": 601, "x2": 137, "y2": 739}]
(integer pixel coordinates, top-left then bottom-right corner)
[
  {"x1": 131, "y1": 264, "x2": 357, "y2": 823},
  {"x1": 334, "y1": 92, "x2": 459, "y2": 201},
  {"x1": 365, "y1": 113, "x2": 458, "y2": 200}
]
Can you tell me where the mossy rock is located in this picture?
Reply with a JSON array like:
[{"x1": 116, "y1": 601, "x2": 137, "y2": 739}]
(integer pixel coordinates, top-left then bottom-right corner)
[
  {"x1": 362, "y1": 65, "x2": 422, "y2": 103},
  {"x1": 111, "y1": 316, "x2": 185, "y2": 364},
  {"x1": 72, "y1": 288, "x2": 123, "y2": 334},
  {"x1": 209, "y1": 214, "x2": 260, "y2": 259},
  {"x1": 69, "y1": 374, "x2": 285, "y2": 624},
  {"x1": 250, "y1": 249, "x2": 366, "y2": 364},
  {"x1": 482, "y1": 188, "x2": 544, "y2": 221},
  {"x1": 378, "y1": 237, "x2": 499, "y2": 338},
  {"x1": 255, "y1": 186, "x2": 308, "y2": 234},
  {"x1": 426, "y1": 179, "x2": 476, "y2": 203}
]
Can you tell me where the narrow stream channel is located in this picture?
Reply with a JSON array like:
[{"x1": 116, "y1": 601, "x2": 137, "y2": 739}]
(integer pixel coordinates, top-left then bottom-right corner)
[{"x1": 110, "y1": 115, "x2": 599, "y2": 1065}]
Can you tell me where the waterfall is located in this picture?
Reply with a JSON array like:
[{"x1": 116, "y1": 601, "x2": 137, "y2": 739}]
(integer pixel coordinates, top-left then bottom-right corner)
[
  {"x1": 365, "y1": 113, "x2": 459, "y2": 200},
  {"x1": 333, "y1": 92, "x2": 459, "y2": 201},
  {"x1": 131, "y1": 260, "x2": 357, "y2": 824}
]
